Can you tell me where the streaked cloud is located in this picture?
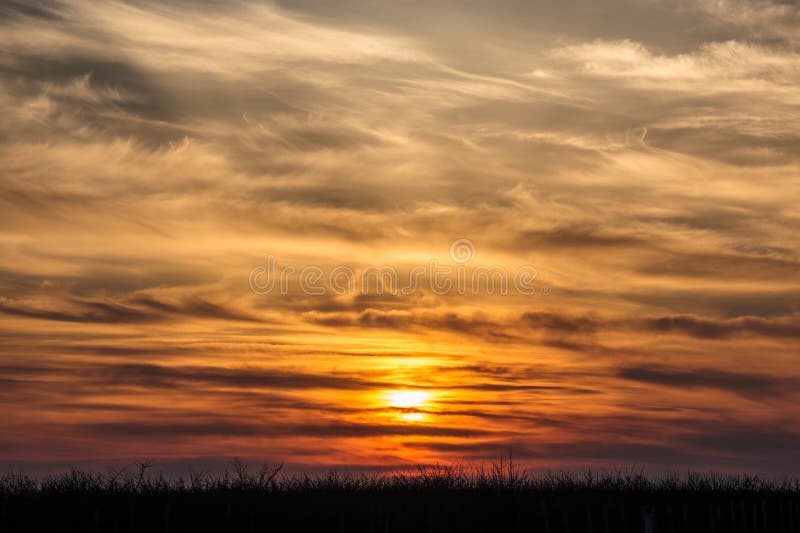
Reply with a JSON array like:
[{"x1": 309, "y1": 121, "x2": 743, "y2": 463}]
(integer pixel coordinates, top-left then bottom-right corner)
[{"x1": 0, "y1": 0, "x2": 798, "y2": 474}]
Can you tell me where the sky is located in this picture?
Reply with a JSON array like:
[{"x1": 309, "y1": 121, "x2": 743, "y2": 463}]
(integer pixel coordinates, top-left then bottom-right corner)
[{"x1": 0, "y1": 0, "x2": 798, "y2": 475}]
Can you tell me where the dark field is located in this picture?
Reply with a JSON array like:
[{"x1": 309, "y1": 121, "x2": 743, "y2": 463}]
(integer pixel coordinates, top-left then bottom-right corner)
[{"x1": 2, "y1": 461, "x2": 799, "y2": 533}]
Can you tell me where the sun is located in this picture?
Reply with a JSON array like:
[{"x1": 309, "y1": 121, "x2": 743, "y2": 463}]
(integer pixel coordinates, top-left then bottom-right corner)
[
  {"x1": 383, "y1": 390, "x2": 432, "y2": 422},
  {"x1": 385, "y1": 390, "x2": 431, "y2": 408}
]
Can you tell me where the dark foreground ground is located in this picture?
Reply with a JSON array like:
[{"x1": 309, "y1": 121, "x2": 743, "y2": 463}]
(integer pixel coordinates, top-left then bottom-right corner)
[{"x1": 2, "y1": 462, "x2": 799, "y2": 532}]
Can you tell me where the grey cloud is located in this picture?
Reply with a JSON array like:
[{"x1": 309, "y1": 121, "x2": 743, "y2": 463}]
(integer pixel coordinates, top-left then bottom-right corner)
[
  {"x1": 0, "y1": 0, "x2": 64, "y2": 21},
  {"x1": 307, "y1": 309, "x2": 521, "y2": 342},
  {"x1": 130, "y1": 295, "x2": 262, "y2": 323},
  {"x1": 273, "y1": 0, "x2": 734, "y2": 56},
  {"x1": 77, "y1": 420, "x2": 493, "y2": 439},
  {"x1": 642, "y1": 315, "x2": 800, "y2": 339},
  {"x1": 0, "y1": 293, "x2": 264, "y2": 324},
  {"x1": 404, "y1": 417, "x2": 800, "y2": 472},
  {"x1": 646, "y1": 125, "x2": 800, "y2": 167},
  {"x1": 308, "y1": 307, "x2": 800, "y2": 342},
  {"x1": 637, "y1": 252, "x2": 800, "y2": 281},
  {"x1": 0, "y1": 297, "x2": 154, "y2": 324},
  {"x1": 90, "y1": 363, "x2": 381, "y2": 391},
  {"x1": 515, "y1": 227, "x2": 646, "y2": 250},
  {"x1": 617, "y1": 365, "x2": 800, "y2": 398},
  {"x1": 402, "y1": 439, "x2": 701, "y2": 466},
  {"x1": 620, "y1": 289, "x2": 800, "y2": 318},
  {"x1": 681, "y1": 425, "x2": 800, "y2": 457},
  {"x1": 520, "y1": 312, "x2": 603, "y2": 333}
]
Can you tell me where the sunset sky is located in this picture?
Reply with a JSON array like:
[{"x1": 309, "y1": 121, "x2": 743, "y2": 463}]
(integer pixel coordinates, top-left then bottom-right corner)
[{"x1": 0, "y1": 0, "x2": 798, "y2": 475}]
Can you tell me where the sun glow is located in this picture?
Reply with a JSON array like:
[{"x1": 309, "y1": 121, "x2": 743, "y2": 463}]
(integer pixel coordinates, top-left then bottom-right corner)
[
  {"x1": 399, "y1": 412, "x2": 426, "y2": 422},
  {"x1": 383, "y1": 390, "x2": 432, "y2": 422},
  {"x1": 385, "y1": 390, "x2": 431, "y2": 408}
]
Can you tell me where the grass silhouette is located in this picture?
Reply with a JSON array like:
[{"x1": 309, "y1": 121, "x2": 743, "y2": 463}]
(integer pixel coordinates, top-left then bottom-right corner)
[{"x1": 2, "y1": 458, "x2": 799, "y2": 532}]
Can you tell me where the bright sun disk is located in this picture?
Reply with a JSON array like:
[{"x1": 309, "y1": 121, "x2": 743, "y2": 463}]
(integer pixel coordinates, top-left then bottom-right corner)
[{"x1": 385, "y1": 390, "x2": 431, "y2": 408}]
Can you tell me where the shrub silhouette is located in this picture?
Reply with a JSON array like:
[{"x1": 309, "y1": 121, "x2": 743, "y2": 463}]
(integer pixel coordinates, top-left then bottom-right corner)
[{"x1": 1, "y1": 457, "x2": 798, "y2": 532}]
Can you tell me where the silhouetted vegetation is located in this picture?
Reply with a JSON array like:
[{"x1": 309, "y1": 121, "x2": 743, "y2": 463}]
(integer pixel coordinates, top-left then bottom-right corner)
[{"x1": 2, "y1": 458, "x2": 799, "y2": 532}]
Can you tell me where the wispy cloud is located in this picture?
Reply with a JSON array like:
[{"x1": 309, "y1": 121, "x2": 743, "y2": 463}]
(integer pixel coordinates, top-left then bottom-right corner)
[{"x1": 0, "y1": 0, "x2": 798, "y2": 474}]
